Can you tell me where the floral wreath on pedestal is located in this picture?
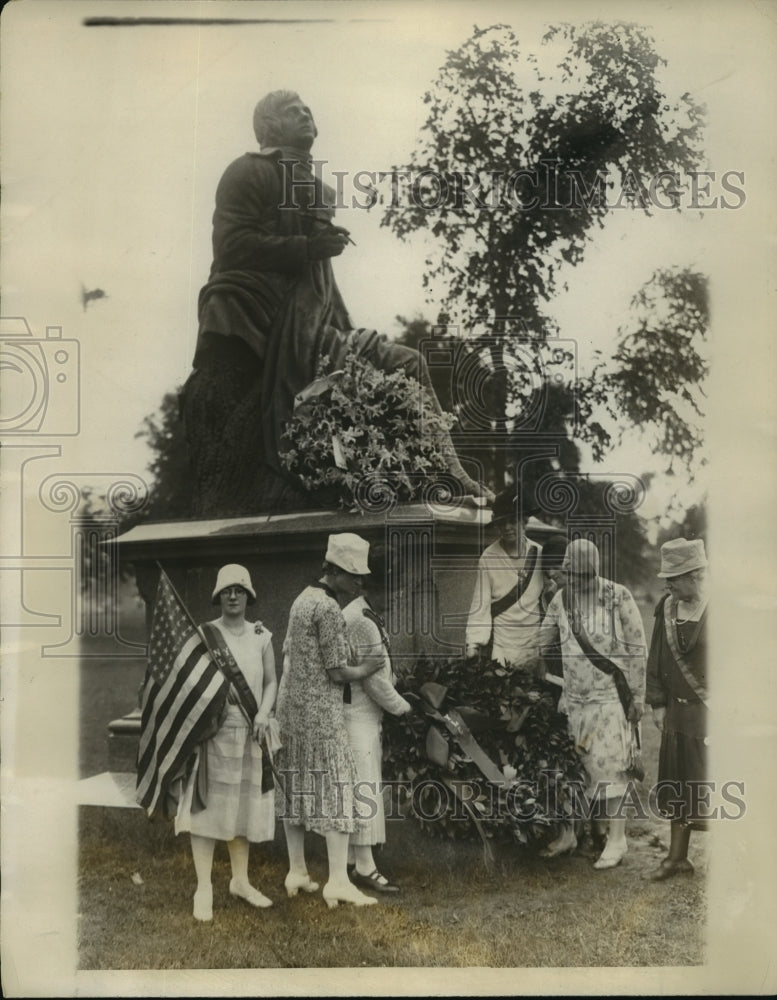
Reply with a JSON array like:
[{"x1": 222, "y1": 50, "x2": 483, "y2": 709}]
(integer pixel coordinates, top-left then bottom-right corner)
[{"x1": 280, "y1": 352, "x2": 458, "y2": 510}]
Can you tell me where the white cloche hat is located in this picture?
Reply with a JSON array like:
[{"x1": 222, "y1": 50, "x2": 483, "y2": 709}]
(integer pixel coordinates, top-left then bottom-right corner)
[
  {"x1": 211, "y1": 563, "x2": 257, "y2": 604},
  {"x1": 325, "y1": 533, "x2": 371, "y2": 576}
]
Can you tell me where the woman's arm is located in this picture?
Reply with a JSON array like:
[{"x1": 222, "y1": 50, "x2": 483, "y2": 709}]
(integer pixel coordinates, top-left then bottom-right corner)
[
  {"x1": 313, "y1": 597, "x2": 368, "y2": 685},
  {"x1": 252, "y1": 639, "x2": 278, "y2": 742},
  {"x1": 618, "y1": 586, "x2": 647, "y2": 722},
  {"x1": 327, "y1": 659, "x2": 383, "y2": 683},
  {"x1": 348, "y1": 615, "x2": 410, "y2": 714},
  {"x1": 538, "y1": 593, "x2": 561, "y2": 660},
  {"x1": 465, "y1": 554, "x2": 493, "y2": 658}
]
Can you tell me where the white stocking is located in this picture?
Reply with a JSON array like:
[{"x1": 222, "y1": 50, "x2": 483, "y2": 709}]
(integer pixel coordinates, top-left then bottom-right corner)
[
  {"x1": 190, "y1": 834, "x2": 216, "y2": 892},
  {"x1": 227, "y1": 836, "x2": 250, "y2": 887}
]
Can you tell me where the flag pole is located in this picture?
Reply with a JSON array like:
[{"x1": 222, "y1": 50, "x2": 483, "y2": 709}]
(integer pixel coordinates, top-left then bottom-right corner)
[{"x1": 155, "y1": 561, "x2": 205, "y2": 637}]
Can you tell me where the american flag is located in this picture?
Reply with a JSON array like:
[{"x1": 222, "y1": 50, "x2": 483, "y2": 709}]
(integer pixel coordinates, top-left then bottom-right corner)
[{"x1": 135, "y1": 569, "x2": 228, "y2": 819}]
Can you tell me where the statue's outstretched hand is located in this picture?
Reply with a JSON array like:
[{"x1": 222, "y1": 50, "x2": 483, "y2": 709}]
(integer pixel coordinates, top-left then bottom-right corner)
[{"x1": 307, "y1": 226, "x2": 351, "y2": 260}]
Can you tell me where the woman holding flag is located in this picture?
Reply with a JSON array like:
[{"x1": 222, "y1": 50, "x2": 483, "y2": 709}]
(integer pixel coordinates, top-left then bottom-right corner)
[{"x1": 173, "y1": 564, "x2": 278, "y2": 921}]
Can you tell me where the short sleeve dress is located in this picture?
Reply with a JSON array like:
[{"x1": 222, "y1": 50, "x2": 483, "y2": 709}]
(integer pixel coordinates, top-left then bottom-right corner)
[
  {"x1": 174, "y1": 620, "x2": 275, "y2": 843},
  {"x1": 275, "y1": 584, "x2": 361, "y2": 834},
  {"x1": 539, "y1": 580, "x2": 646, "y2": 801}
]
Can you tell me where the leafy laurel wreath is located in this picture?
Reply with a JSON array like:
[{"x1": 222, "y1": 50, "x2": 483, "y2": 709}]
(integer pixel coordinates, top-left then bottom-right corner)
[
  {"x1": 280, "y1": 353, "x2": 458, "y2": 509},
  {"x1": 383, "y1": 656, "x2": 586, "y2": 846}
]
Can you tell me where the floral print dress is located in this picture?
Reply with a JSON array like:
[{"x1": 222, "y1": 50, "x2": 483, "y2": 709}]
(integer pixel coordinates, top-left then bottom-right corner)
[
  {"x1": 540, "y1": 580, "x2": 647, "y2": 801},
  {"x1": 275, "y1": 583, "x2": 361, "y2": 834}
]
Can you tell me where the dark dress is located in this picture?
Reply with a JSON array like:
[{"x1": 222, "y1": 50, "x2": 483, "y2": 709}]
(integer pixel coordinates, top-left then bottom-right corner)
[
  {"x1": 646, "y1": 595, "x2": 708, "y2": 824},
  {"x1": 182, "y1": 149, "x2": 435, "y2": 516}
]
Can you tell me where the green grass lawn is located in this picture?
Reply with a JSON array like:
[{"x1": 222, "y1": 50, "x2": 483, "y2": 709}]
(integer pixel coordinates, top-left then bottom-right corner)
[{"x1": 78, "y1": 804, "x2": 706, "y2": 970}]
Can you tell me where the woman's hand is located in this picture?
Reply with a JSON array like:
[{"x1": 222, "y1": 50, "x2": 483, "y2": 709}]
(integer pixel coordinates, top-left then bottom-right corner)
[
  {"x1": 253, "y1": 712, "x2": 270, "y2": 743},
  {"x1": 627, "y1": 701, "x2": 644, "y2": 724},
  {"x1": 651, "y1": 706, "x2": 666, "y2": 732}
]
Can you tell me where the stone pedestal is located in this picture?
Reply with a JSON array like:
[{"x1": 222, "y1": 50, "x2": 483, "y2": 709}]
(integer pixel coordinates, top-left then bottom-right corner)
[{"x1": 107, "y1": 707, "x2": 143, "y2": 772}]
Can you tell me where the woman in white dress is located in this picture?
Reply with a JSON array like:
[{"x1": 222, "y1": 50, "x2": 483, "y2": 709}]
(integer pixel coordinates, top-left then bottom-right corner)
[
  {"x1": 340, "y1": 570, "x2": 411, "y2": 893},
  {"x1": 175, "y1": 564, "x2": 278, "y2": 921}
]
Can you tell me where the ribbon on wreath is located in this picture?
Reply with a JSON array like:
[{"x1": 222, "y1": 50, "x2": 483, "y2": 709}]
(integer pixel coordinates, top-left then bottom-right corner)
[{"x1": 406, "y1": 682, "x2": 526, "y2": 866}]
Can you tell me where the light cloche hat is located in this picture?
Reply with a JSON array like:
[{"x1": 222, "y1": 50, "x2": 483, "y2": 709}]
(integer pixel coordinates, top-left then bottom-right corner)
[
  {"x1": 657, "y1": 538, "x2": 707, "y2": 578},
  {"x1": 562, "y1": 538, "x2": 600, "y2": 576},
  {"x1": 211, "y1": 564, "x2": 257, "y2": 604},
  {"x1": 325, "y1": 533, "x2": 371, "y2": 576}
]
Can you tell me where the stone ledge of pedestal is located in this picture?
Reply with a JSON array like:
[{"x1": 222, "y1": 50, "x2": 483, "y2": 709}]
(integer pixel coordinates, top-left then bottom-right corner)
[{"x1": 114, "y1": 502, "x2": 496, "y2": 663}]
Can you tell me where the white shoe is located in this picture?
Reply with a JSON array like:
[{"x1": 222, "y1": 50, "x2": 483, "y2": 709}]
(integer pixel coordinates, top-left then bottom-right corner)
[
  {"x1": 322, "y1": 881, "x2": 378, "y2": 909},
  {"x1": 229, "y1": 878, "x2": 273, "y2": 908},
  {"x1": 593, "y1": 842, "x2": 628, "y2": 870},
  {"x1": 284, "y1": 871, "x2": 320, "y2": 897},
  {"x1": 193, "y1": 887, "x2": 213, "y2": 921}
]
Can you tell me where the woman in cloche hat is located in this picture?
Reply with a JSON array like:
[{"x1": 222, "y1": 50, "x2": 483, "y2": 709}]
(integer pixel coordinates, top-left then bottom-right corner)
[
  {"x1": 539, "y1": 539, "x2": 647, "y2": 868},
  {"x1": 175, "y1": 564, "x2": 278, "y2": 921},
  {"x1": 275, "y1": 533, "x2": 394, "y2": 909},
  {"x1": 646, "y1": 538, "x2": 709, "y2": 881}
]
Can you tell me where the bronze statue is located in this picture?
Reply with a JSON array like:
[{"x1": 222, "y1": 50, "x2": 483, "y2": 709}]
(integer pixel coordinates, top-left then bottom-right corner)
[{"x1": 182, "y1": 90, "x2": 493, "y2": 516}]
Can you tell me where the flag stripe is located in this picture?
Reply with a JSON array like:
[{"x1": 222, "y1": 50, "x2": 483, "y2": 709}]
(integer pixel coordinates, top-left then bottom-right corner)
[
  {"x1": 136, "y1": 655, "x2": 223, "y2": 806},
  {"x1": 137, "y1": 656, "x2": 223, "y2": 793},
  {"x1": 137, "y1": 639, "x2": 210, "y2": 770},
  {"x1": 137, "y1": 667, "x2": 226, "y2": 813}
]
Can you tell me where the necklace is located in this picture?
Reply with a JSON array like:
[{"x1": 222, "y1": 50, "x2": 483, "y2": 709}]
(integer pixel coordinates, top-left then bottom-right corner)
[{"x1": 674, "y1": 595, "x2": 707, "y2": 624}]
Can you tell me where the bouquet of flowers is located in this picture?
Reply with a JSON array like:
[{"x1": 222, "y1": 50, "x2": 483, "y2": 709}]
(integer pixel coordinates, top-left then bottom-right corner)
[
  {"x1": 383, "y1": 655, "x2": 585, "y2": 848},
  {"x1": 280, "y1": 353, "x2": 457, "y2": 509}
]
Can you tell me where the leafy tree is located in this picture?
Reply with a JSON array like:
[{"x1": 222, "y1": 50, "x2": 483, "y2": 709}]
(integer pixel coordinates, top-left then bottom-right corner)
[
  {"x1": 587, "y1": 266, "x2": 708, "y2": 475},
  {"x1": 134, "y1": 388, "x2": 194, "y2": 520},
  {"x1": 383, "y1": 23, "x2": 707, "y2": 489},
  {"x1": 382, "y1": 21, "x2": 705, "y2": 329}
]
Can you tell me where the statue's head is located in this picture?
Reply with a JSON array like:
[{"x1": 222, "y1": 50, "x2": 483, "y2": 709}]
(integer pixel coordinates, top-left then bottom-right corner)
[{"x1": 253, "y1": 90, "x2": 318, "y2": 149}]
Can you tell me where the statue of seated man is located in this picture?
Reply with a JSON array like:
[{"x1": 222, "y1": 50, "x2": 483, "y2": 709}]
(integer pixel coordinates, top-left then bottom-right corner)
[{"x1": 182, "y1": 89, "x2": 493, "y2": 517}]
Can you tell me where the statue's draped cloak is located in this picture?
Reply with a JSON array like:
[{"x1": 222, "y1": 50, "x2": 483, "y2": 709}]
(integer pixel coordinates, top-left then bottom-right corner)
[{"x1": 194, "y1": 150, "x2": 383, "y2": 473}]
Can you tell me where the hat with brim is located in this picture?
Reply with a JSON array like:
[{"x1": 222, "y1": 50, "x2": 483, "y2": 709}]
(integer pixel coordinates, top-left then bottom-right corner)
[
  {"x1": 325, "y1": 532, "x2": 371, "y2": 577},
  {"x1": 211, "y1": 563, "x2": 257, "y2": 604},
  {"x1": 539, "y1": 533, "x2": 569, "y2": 570},
  {"x1": 491, "y1": 489, "x2": 522, "y2": 524},
  {"x1": 657, "y1": 538, "x2": 707, "y2": 578}
]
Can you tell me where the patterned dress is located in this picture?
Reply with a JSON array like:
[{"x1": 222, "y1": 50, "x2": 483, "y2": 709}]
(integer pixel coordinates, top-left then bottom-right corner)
[
  {"x1": 539, "y1": 580, "x2": 647, "y2": 801},
  {"x1": 275, "y1": 584, "x2": 361, "y2": 834},
  {"x1": 175, "y1": 620, "x2": 275, "y2": 843}
]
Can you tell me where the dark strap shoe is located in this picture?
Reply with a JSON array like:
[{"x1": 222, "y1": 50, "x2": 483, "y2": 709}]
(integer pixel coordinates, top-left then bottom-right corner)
[
  {"x1": 649, "y1": 858, "x2": 695, "y2": 881},
  {"x1": 350, "y1": 869, "x2": 400, "y2": 894}
]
